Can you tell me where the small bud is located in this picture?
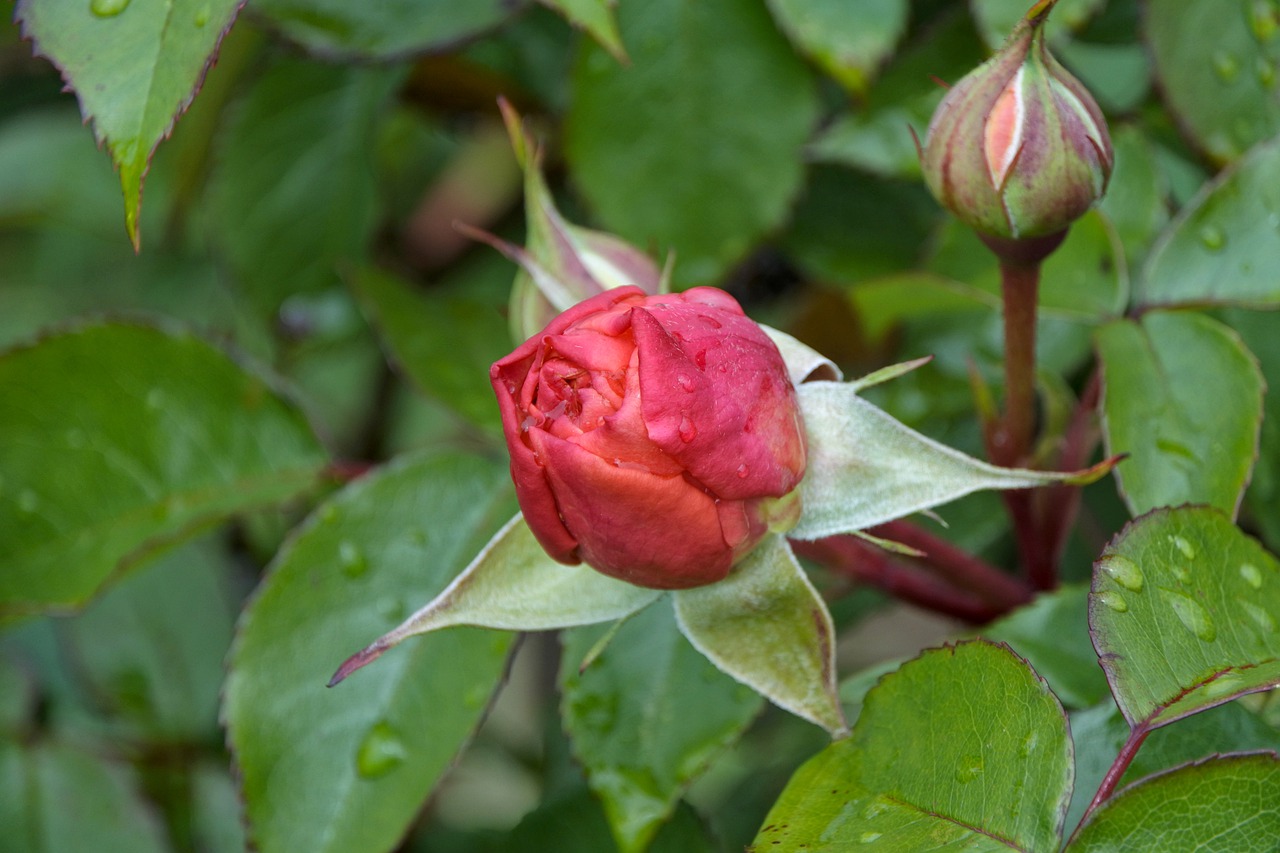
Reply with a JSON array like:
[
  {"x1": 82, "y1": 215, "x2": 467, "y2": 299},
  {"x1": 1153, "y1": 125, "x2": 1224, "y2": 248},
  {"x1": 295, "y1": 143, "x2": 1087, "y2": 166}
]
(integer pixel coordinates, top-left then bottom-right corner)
[{"x1": 921, "y1": 0, "x2": 1113, "y2": 242}]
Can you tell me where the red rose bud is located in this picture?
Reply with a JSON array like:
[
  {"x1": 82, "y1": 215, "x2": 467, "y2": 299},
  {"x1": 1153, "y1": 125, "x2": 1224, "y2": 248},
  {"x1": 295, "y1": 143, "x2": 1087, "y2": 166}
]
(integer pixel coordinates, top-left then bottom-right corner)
[
  {"x1": 491, "y1": 286, "x2": 806, "y2": 590},
  {"x1": 921, "y1": 0, "x2": 1113, "y2": 241}
]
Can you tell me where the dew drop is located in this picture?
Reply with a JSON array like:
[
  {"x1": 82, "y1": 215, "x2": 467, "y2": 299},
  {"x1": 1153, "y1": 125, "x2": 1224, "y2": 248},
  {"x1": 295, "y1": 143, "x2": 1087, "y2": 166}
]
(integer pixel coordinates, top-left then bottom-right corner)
[
  {"x1": 339, "y1": 540, "x2": 369, "y2": 578},
  {"x1": 1099, "y1": 554, "x2": 1144, "y2": 592},
  {"x1": 1213, "y1": 50, "x2": 1241, "y2": 82},
  {"x1": 89, "y1": 0, "x2": 130, "y2": 17},
  {"x1": 676, "y1": 373, "x2": 695, "y2": 392},
  {"x1": 1098, "y1": 591, "x2": 1128, "y2": 613},
  {"x1": 17, "y1": 489, "x2": 39, "y2": 514},
  {"x1": 736, "y1": 463, "x2": 750, "y2": 479},
  {"x1": 1019, "y1": 732, "x2": 1039, "y2": 758},
  {"x1": 409, "y1": 529, "x2": 429, "y2": 547},
  {"x1": 356, "y1": 721, "x2": 407, "y2": 779},
  {"x1": 1161, "y1": 589, "x2": 1216, "y2": 642},
  {"x1": 194, "y1": 4, "x2": 209, "y2": 26},
  {"x1": 1173, "y1": 565, "x2": 1192, "y2": 583},
  {"x1": 1241, "y1": 563, "x2": 1264, "y2": 589},
  {"x1": 694, "y1": 350, "x2": 707, "y2": 369},
  {"x1": 320, "y1": 504, "x2": 339, "y2": 524},
  {"x1": 678, "y1": 415, "x2": 697, "y2": 443},
  {"x1": 1258, "y1": 57, "x2": 1277, "y2": 87},
  {"x1": 859, "y1": 832, "x2": 882, "y2": 844},
  {"x1": 954, "y1": 757, "x2": 983, "y2": 783},
  {"x1": 462, "y1": 683, "x2": 489, "y2": 710},
  {"x1": 1248, "y1": 0, "x2": 1279, "y2": 42},
  {"x1": 1241, "y1": 600, "x2": 1277, "y2": 633},
  {"x1": 145, "y1": 388, "x2": 164, "y2": 409},
  {"x1": 863, "y1": 801, "x2": 890, "y2": 820},
  {"x1": 65, "y1": 428, "x2": 86, "y2": 449},
  {"x1": 1172, "y1": 535, "x2": 1197, "y2": 559},
  {"x1": 1197, "y1": 224, "x2": 1226, "y2": 252},
  {"x1": 380, "y1": 599, "x2": 406, "y2": 623},
  {"x1": 1203, "y1": 671, "x2": 1245, "y2": 699}
]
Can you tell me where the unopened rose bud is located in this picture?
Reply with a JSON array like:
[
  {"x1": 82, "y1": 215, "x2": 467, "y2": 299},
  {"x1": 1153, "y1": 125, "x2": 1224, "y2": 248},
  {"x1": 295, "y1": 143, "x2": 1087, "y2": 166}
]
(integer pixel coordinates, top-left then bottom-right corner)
[
  {"x1": 921, "y1": 0, "x2": 1113, "y2": 242},
  {"x1": 491, "y1": 286, "x2": 806, "y2": 589}
]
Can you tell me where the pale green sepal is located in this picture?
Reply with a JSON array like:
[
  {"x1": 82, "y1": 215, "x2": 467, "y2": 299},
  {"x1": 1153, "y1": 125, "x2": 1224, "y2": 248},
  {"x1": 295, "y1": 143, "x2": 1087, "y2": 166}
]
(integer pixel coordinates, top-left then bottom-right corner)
[
  {"x1": 330, "y1": 514, "x2": 661, "y2": 684},
  {"x1": 791, "y1": 381, "x2": 1114, "y2": 540},
  {"x1": 846, "y1": 355, "x2": 933, "y2": 393},
  {"x1": 673, "y1": 535, "x2": 847, "y2": 736},
  {"x1": 762, "y1": 325, "x2": 842, "y2": 385}
]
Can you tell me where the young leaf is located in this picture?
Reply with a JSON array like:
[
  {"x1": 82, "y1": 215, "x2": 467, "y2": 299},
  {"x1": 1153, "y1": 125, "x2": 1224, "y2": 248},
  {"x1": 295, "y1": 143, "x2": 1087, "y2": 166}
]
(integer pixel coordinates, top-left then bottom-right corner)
[
  {"x1": 560, "y1": 603, "x2": 763, "y2": 853},
  {"x1": 1097, "y1": 311, "x2": 1264, "y2": 518},
  {"x1": 0, "y1": 322, "x2": 328, "y2": 616},
  {"x1": 790, "y1": 381, "x2": 1113, "y2": 541},
  {"x1": 538, "y1": 0, "x2": 627, "y2": 63},
  {"x1": 755, "y1": 640, "x2": 1073, "y2": 851},
  {"x1": 251, "y1": 0, "x2": 515, "y2": 60},
  {"x1": 1146, "y1": 0, "x2": 1280, "y2": 164},
  {"x1": 1067, "y1": 754, "x2": 1280, "y2": 850},
  {"x1": 15, "y1": 0, "x2": 244, "y2": 248},
  {"x1": 764, "y1": 0, "x2": 908, "y2": 94},
  {"x1": 1141, "y1": 137, "x2": 1280, "y2": 308},
  {"x1": 329, "y1": 515, "x2": 662, "y2": 684},
  {"x1": 1090, "y1": 506, "x2": 1280, "y2": 730},
  {"x1": 566, "y1": 0, "x2": 819, "y2": 285},
  {"x1": 673, "y1": 535, "x2": 845, "y2": 736},
  {"x1": 224, "y1": 452, "x2": 518, "y2": 853}
]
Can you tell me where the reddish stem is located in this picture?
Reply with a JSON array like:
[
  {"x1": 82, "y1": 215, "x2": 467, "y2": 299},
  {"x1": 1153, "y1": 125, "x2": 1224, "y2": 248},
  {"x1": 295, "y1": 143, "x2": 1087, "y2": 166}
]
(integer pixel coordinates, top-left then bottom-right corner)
[
  {"x1": 993, "y1": 260, "x2": 1041, "y2": 468},
  {"x1": 871, "y1": 520, "x2": 1032, "y2": 610},
  {"x1": 1072, "y1": 725, "x2": 1151, "y2": 839},
  {"x1": 326, "y1": 461, "x2": 376, "y2": 482},
  {"x1": 791, "y1": 536, "x2": 1002, "y2": 624},
  {"x1": 1038, "y1": 368, "x2": 1104, "y2": 571}
]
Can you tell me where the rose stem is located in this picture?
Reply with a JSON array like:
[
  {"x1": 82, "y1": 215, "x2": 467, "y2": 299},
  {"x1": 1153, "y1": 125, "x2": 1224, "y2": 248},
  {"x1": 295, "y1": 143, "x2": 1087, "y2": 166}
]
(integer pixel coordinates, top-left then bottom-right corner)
[
  {"x1": 326, "y1": 460, "x2": 376, "y2": 482},
  {"x1": 791, "y1": 536, "x2": 1003, "y2": 624},
  {"x1": 1036, "y1": 368, "x2": 1103, "y2": 576},
  {"x1": 1070, "y1": 724, "x2": 1151, "y2": 841},
  {"x1": 872, "y1": 520, "x2": 1033, "y2": 610}
]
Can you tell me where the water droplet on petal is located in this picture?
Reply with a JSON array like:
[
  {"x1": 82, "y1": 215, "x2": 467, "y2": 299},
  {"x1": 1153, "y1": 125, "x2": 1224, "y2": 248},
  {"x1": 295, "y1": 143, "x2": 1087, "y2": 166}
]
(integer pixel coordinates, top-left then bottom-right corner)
[
  {"x1": 1241, "y1": 600, "x2": 1276, "y2": 633},
  {"x1": 356, "y1": 721, "x2": 408, "y2": 779},
  {"x1": 339, "y1": 540, "x2": 369, "y2": 578},
  {"x1": 1213, "y1": 51, "x2": 1241, "y2": 82},
  {"x1": 676, "y1": 373, "x2": 695, "y2": 392},
  {"x1": 678, "y1": 415, "x2": 697, "y2": 443},
  {"x1": 1197, "y1": 225, "x2": 1226, "y2": 252},
  {"x1": 736, "y1": 464, "x2": 749, "y2": 479},
  {"x1": 1171, "y1": 535, "x2": 1197, "y2": 559},
  {"x1": 1203, "y1": 671, "x2": 1245, "y2": 699},
  {"x1": 90, "y1": 0, "x2": 130, "y2": 17},
  {"x1": 1161, "y1": 589, "x2": 1216, "y2": 641},
  {"x1": 1098, "y1": 591, "x2": 1128, "y2": 613},
  {"x1": 1100, "y1": 554, "x2": 1144, "y2": 592},
  {"x1": 954, "y1": 757, "x2": 983, "y2": 783},
  {"x1": 17, "y1": 489, "x2": 39, "y2": 514},
  {"x1": 1240, "y1": 563, "x2": 1264, "y2": 589}
]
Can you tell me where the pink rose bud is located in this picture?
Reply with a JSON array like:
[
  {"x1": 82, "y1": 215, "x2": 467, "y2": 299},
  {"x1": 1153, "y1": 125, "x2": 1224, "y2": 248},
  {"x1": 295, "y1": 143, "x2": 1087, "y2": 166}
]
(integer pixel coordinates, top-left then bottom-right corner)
[
  {"x1": 921, "y1": 0, "x2": 1113, "y2": 241},
  {"x1": 491, "y1": 286, "x2": 806, "y2": 589}
]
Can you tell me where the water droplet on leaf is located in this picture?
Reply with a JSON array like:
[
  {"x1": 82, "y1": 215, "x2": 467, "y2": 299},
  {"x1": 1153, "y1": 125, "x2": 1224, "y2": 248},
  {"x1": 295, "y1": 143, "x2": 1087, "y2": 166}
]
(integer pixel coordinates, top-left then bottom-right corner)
[
  {"x1": 1240, "y1": 563, "x2": 1264, "y2": 589},
  {"x1": 1172, "y1": 535, "x2": 1197, "y2": 559},
  {"x1": 194, "y1": 5, "x2": 209, "y2": 26},
  {"x1": 859, "y1": 832, "x2": 882, "y2": 844},
  {"x1": 954, "y1": 757, "x2": 983, "y2": 783},
  {"x1": 339, "y1": 540, "x2": 369, "y2": 578},
  {"x1": 356, "y1": 721, "x2": 407, "y2": 779},
  {"x1": 1100, "y1": 554, "x2": 1144, "y2": 592},
  {"x1": 1241, "y1": 600, "x2": 1276, "y2": 633},
  {"x1": 1161, "y1": 589, "x2": 1216, "y2": 641},
  {"x1": 863, "y1": 801, "x2": 890, "y2": 820},
  {"x1": 1202, "y1": 671, "x2": 1245, "y2": 699},
  {"x1": 1248, "y1": 0, "x2": 1279, "y2": 42},
  {"x1": 1213, "y1": 51, "x2": 1241, "y2": 82},
  {"x1": 1019, "y1": 732, "x2": 1039, "y2": 758},
  {"x1": 1197, "y1": 225, "x2": 1226, "y2": 251},
  {"x1": 17, "y1": 489, "x2": 39, "y2": 513},
  {"x1": 1259, "y1": 57, "x2": 1278, "y2": 87},
  {"x1": 145, "y1": 388, "x2": 164, "y2": 409},
  {"x1": 89, "y1": 0, "x2": 130, "y2": 17},
  {"x1": 1098, "y1": 591, "x2": 1128, "y2": 613}
]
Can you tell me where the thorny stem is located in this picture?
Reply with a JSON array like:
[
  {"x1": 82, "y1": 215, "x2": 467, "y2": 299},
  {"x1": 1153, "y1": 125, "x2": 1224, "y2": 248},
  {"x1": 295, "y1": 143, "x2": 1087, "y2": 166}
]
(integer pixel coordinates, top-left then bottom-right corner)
[
  {"x1": 791, "y1": 536, "x2": 1003, "y2": 624},
  {"x1": 1072, "y1": 725, "x2": 1151, "y2": 839},
  {"x1": 871, "y1": 520, "x2": 1032, "y2": 611}
]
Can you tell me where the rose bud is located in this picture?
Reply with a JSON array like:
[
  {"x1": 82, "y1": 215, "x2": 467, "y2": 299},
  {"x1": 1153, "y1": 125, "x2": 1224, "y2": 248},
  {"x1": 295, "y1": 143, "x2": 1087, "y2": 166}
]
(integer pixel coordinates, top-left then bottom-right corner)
[
  {"x1": 491, "y1": 286, "x2": 806, "y2": 590},
  {"x1": 921, "y1": 0, "x2": 1113, "y2": 242}
]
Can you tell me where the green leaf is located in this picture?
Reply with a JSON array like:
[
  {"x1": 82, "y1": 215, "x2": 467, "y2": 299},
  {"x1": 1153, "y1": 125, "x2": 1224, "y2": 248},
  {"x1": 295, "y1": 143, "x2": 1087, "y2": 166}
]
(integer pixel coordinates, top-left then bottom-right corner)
[
  {"x1": 15, "y1": 0, "x2": 244, "y2": 248},
  {"x1": 756, "y1": 641, "x2": 1073, "y2": 852},
  {"x1": 330, "y1": 514, "x2": 662, "y2": 684},
  {"x1": 64, "y1": 535, "x2": 236, "y2": 740},
  {"x1": 790, "y1": 381, "x2": 1111, "y2": 541},
  {"x1": 560, "y1": 603, "x2": 763, "y2": 853},
  {"x1": 1146, "y1": 0, "x2": 1280, "y2": 164},
  {"x1": 970, "y1": 0, "x2": 1105, "y2": 49},
  {"x1": 209, "y1": 59, "x2": 405, "y2": 313},
  {"x1": 1068, "y1": 754, "x2": 1280, "y2": 851},
  {"x1": 1097, "y1": 311, "x2": 1264, "y2": 518},
  {"x1": 983, "y1": 585, "x2": 1111, "y2": 709},
  {"x1": 566, "y1": 0, "x2": 819, "y2": 285},
  {"x1": 1090, "y1": 506, "x2": 1280, "y2": 730},
  {"x1": 538, "y1": 0, "x2": 627, "y2": 62},
  {"x1": 252, "y1": 0, "x2": 516, "y2": 60},
  {"x1": 1141, "y1": 137, "x2": 1280, "y2": 308},
  {"x1": 223, "y1": 452, "x2": 517, "y2": 853},
  {"x1": 765, "y1": 0, "x2": 908, "y2": 93},
  {"x1": 1232, "y1": 307, "x2": 1280, "y2": 551},
  {"x1": 1096, "y1": 125, "x2": 1171, "y2": 269},
  {"x1": 0, "y1": 657, "x2": 35, "y2": 735},
  {"x1": 0, "y1": 740, "x2": 168, "y2": 853},
  {"x1": 0, "y1": 322, "x2": 328, "y2": 615},
  {"x1": 673, "y1": 536, "x2": 844, "y2": 736},
  {"x1": 348, "y1": 265, "x2": 509, "y2": 436}
]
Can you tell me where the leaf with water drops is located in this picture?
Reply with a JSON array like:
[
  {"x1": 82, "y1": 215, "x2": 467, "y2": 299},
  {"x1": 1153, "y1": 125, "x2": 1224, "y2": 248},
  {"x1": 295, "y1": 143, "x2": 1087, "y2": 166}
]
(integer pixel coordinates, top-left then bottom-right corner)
[
  {"x1": 754, "y1": 640, "x2": 1073, "y2": 852},
  {"x1": 673, "y1": 535, "x2": 844, "y2": 736},
  {"x1": 790, "y1": 381, "x2": 1116, "y2": 541},
  {"x1": 15, "y1": 0, "x2": 244, "y2": 248},
  {"x1": 1146, "y1": 0, "x2": 1280, "y2": 165},
  {"x1": 1141, "y1": 136, "x2": 1280, "y2": 308},
  {"x1": 1067, "y1": 754, "x2": 1280, "y2": 851},
  {"x1": 1097, "y1": 310, "x2": 1264, "y2": 519},
  {"x1": 765, "y1": 0, "x2": 908, "y2": 94},
  {"x1": 560, "y1": 603, "x2": 763, "y2": 853},
  {"x1": 223, "y1": 452, "x2": 518, "y2": 853},
  {"x1": 1090, "y1": 506, "x2": 1280, "y2": 730},
  {"x1": 0, "y1": 322, "x2": 328, "y2": 616}
]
